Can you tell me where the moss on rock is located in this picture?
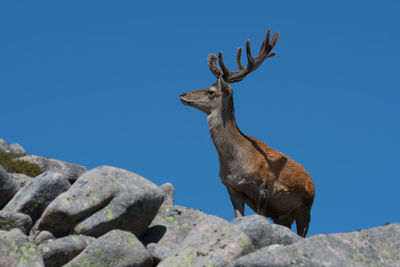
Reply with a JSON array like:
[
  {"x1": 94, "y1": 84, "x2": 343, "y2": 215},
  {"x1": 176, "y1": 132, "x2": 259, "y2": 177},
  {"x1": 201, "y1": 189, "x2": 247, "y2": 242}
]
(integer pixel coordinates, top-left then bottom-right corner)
[{"x1": 0, "y1": 150, "x2": 43, "y2": 177}]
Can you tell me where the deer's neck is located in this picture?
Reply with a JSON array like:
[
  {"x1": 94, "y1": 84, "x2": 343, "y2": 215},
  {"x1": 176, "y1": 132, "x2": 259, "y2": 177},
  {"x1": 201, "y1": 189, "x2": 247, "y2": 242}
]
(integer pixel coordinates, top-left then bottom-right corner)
[{"x1": 207, "y1": 97, "x2": 246, "y2": 162}]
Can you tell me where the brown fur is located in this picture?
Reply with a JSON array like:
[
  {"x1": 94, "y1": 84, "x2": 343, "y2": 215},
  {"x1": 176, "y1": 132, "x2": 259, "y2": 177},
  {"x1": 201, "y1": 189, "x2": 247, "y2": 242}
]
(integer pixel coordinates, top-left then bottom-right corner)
[{"x1": 222, "y1": 106, "x2": 315, "y2": 237}]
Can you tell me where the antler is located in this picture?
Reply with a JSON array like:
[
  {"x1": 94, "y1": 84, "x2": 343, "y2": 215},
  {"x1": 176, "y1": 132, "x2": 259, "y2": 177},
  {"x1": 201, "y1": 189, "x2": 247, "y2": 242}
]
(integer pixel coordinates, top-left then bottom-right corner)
[{"x1": 207, "y1": 29, "x2": 279, "y2": 83}]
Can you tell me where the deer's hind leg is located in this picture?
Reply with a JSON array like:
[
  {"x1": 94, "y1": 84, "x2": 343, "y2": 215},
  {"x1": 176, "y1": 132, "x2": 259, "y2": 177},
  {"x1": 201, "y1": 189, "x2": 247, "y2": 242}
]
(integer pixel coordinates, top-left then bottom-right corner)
[{"x1": 294, "y1": 203, "x2": 312, "y2": 237}]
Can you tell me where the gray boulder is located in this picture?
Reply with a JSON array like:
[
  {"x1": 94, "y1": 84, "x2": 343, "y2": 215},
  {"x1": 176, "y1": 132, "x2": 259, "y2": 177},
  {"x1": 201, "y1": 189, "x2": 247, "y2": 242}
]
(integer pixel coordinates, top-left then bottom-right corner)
[
  {"x1": 158, "y1": 215, "x2": 254, "y2": 267},
  {"x1": 38, "y1": 235, "x2": 96, "y2": 267},
  {"x1": 229, "y1": 223, "x2": 400, "y2": 267},
  {"x1": 32, "y1": 230, "x2": 55, "y2": 245},
  {"x1": 146, "y1": 243, "x2": 170, "y2": 264},
  {"x1": 36, "y1": 166, "x2": 164, "y2": 238},
  {"x1": 141, "y1": 181, "x2": 216, "y2": 254},
  {"x1": 10, "y1": 172, "x2": 33, "y2": 189},
  {"x1": 16, "y1": 155, "x2": 86, "y2": 182},
  {"x1": 0, "y1": 228, "x2": 44, "y2": 267},
  {"x1": 160, "y1": 182, "x2": 175, "y2": 206},
  {"x1": 3, "y1": 171, "x2": 71, "y2": 222},
  {"x1": 0, "y1": 211, "x2": 32, "y2": 234},
  {"x1": 0, "y1": 165, "x2": 18, "y2": 208},
  {"x1": 141, "y1": 205, "x2": 213, "y2": 252},
  {"x1": 0, "y1": 138, "x2": 26, "y2": 155},
  {"x1": 64, "y1": 230, "x2": 153, "y2": 267},
  {"x1": 231, "y1": 214, "x2": 301, "y2": 249}
]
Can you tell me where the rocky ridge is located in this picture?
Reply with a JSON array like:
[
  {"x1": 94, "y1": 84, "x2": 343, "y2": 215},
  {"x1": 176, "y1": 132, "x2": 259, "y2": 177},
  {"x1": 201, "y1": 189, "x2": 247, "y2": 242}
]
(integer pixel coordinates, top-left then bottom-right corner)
[{"x1": 0, "y1": 138, "x2": 399, "y2": 267}]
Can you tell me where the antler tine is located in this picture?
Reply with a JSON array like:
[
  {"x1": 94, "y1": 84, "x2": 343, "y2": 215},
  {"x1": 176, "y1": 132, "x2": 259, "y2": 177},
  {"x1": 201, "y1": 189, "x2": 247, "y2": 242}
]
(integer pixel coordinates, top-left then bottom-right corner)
[
  {"x1": 265, "y1": 29, "x2": 271, "y2": 45},
  {"x1": 264, "y1": 32, "x2": 279, "y2": 59},
  {"x1": 218, "y1": 52, "x2": 231, "y2": 81},
  {"x1": 258, "y1": 40, "x2": 266, "y2": 57},
  {"x1": 236, "y1": 47, "x2": 244, "y2": 70},
  {"x1": 270, "y1": 31, "x2": 279, "y2": 48},
  {"x1": 264, "y1": 30, "x2": 279, "y2": 57},
  {"x1": 207, "y1": 54, "x2": 222, "y2": 79},
  {"x1": 263, "y1": 29, "x2": 271, "y2": 53},
  {"x1": 255, "y1": 29, "x2": 270, "y2": 58},
  {"x1": 245, "y1": 40, "x2": 255, "y2": 67}
]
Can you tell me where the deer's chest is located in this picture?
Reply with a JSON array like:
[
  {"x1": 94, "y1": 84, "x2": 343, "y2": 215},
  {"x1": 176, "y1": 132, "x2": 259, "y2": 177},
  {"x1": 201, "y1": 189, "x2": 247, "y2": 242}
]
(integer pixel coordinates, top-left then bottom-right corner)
[{"x1": 218, "y1": 159, "x2": 258, "y2": 193}]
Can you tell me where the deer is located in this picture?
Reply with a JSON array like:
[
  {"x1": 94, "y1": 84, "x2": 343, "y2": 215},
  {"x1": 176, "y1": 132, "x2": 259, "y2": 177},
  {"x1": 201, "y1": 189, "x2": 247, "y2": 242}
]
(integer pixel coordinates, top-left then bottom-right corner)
[{"x1": 179, "y1": 29, "x2": 315, "y2": 237}]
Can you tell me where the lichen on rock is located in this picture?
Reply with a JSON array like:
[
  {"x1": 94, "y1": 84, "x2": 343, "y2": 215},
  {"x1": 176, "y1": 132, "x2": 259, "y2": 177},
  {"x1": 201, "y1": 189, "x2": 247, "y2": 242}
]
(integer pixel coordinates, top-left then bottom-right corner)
[{"x1": 0, "y1": 228, "x2": 44, "y2": 266}]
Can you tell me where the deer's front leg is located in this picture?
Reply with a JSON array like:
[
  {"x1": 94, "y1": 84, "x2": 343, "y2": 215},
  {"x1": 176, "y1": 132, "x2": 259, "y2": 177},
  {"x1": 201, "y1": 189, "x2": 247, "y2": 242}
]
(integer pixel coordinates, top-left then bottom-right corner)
[
  {"x1": 227, "y1": 189, "x2": 245, "y2": 218},
  {"x1": 256, "y1": 189, "x2": 268, "y2": 216}
]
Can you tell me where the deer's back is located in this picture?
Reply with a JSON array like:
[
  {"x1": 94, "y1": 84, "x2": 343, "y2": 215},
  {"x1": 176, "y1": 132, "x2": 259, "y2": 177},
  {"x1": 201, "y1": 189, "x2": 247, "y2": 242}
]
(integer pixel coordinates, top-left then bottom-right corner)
[{"x1": 246, "y1": 136, "x2": 315, "y2": 201}]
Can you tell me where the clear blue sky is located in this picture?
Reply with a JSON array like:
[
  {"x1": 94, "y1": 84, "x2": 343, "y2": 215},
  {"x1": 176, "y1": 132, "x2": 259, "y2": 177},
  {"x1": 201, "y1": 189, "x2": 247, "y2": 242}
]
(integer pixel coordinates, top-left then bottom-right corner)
[{"x1": 1, "y1": 1, "x2": 399, "y2": 236}]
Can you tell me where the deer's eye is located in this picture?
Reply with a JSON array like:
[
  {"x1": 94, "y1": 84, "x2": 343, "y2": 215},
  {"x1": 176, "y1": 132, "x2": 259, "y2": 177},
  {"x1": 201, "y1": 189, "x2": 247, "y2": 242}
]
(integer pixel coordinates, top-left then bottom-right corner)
[{"x1": 206, "y1": 90, "x2": 215, "y2": 96}]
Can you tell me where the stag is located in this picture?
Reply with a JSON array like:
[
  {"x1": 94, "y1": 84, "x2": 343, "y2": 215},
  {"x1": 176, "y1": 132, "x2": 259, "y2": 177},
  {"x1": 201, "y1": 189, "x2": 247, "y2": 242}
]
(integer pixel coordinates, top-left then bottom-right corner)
[{"x1": 180, "y1": 30, "x2": 315, "y2": 237}]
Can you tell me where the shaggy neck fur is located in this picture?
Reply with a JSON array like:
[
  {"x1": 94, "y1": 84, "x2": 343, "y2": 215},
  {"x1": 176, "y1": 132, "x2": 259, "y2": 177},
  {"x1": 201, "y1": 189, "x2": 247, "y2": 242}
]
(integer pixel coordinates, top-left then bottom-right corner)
[{"x1": 207, "y1": 96, "x2": 246, "y2": 162}]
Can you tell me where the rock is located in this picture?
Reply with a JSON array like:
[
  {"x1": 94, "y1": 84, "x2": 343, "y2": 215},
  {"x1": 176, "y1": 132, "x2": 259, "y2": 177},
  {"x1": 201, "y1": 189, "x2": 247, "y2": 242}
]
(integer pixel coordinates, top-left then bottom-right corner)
[
  {"x1": 160, "y1": 182, "x2": 175, "y2": 206},
  {"x1": 0, "y1": 228, "x2": 44, "y2": 266},
  {"x1": 141, "y1": 205, "x2": 212, "y2": 251},
  {"x1": 0, "y1": 211, "x2": 32, "y2": 234},
  {"x1": 38, "y1": 235, "x2": 96, "y2": 267},
  {"x1": 8, "y1": 143, "x2": 25, "y2": 155},
  {"x1": 231, "y1": 214, "x2": 301, "y2": 249},
  {"x1": 10, "y1": 172, "x2": 33, "y2": 189},
  {"x1": 32, "y1": 230, "x2": 55, "y2": 245},
  {"x1": 76, "y1": 234, "x2": 96, "y2": 244},
  {"x1": 16, "y1": 155, "x2": 86, "y2": 182},
  {"x1": 147, "y1": 243, "x2": 170, "y2": 264},
  {"x1": 0, "y1": 165, "x2": 18, "y2": 208},
  {"x1": 36, "y1": 166, "x2": 164, "y2": 238},
  {"x1": 3, "y1": 171, "x2": 71, "y2": 222},
  {"x1": 229, "y1": 223, "x2": 400, "y2": 267},
  {"x1": 158, "y1": 215, "x2": 254, "y2": 267},
  {"x1": 140, "y1": 181, "x2": 196, "y2": 254},
  {"x1": 64, "y1": 230, "x2": 153, "y2": 267},
  {"x1": 0, "y1": 138, "x2": 26, "y2": 155}
]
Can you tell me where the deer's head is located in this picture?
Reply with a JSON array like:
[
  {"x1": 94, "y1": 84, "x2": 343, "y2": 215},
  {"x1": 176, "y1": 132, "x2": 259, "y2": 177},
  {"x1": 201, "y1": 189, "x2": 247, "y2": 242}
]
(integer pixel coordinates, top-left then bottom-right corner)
[
  {"x1": 180, "y1": 78, "x2": 232, "y2": 115},
  {"x1": 180, "y1": 29, "x2": 279, "y2": 115}
]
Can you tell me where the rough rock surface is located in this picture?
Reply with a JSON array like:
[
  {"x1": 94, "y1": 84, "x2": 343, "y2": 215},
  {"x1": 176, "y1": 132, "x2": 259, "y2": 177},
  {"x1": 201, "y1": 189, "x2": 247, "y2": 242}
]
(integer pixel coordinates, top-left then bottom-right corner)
[
  {"x1": 4, "y1": 171, "x2": 71, "y2": 222},
  {"x1": 231, "y1": 214, "x2": 301, "y2": 249},
  {"x1": 160, "y1": 182, "x2": 175, "y2": 206},
  {"x1": 0, "y1": 228, "x2": 44, "y2": 267},
  {"x1": 0, "y1": 211, "x2": 32, "y2": 234},
  {"x1": 0, "y1": 139, "x2": 26, "y2": 155},
  {"x1": 64, "y1": 229, "x2": 153, "y2": 267},
  {"x1": 141, "y1": 205, "x2": 212, "y2": 251},
  {"x1": 10, "y1": 172, "x2": 33, "y2": 189},
  {"x1": 32, "y1": 230, "x2": 55, "y2": 245},
  {"x1": 147, "y1": 242, "x2": 170, "y2": 264},
  {"x1": 158, "y1": 215, "x2": 254, "y2": 267},
  {"x1": 0, "y1": 165, "x2": 18, "y2": 208},
  {"x1": 36, "y1": 166, "x2": 164, "y2": 237},
  {"x1": 229, "y1": 223, "x2": 400, "y2": 267},
  {"x1": 38, "y1": 234, "x2": 96, "y2": 267},
  {"x1": 141, "y1": 181, "x2": 215, "y2": 256},
  {"x1": 16, "y1": 155, "x2": 86, "y2": 182}
]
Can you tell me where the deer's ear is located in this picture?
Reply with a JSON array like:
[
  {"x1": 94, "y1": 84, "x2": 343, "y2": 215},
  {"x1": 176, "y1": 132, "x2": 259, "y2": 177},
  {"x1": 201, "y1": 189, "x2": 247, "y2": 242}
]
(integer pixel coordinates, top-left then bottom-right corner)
[{"x1": 217, "y1": 76, "x2": 232, "y2": 96}]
